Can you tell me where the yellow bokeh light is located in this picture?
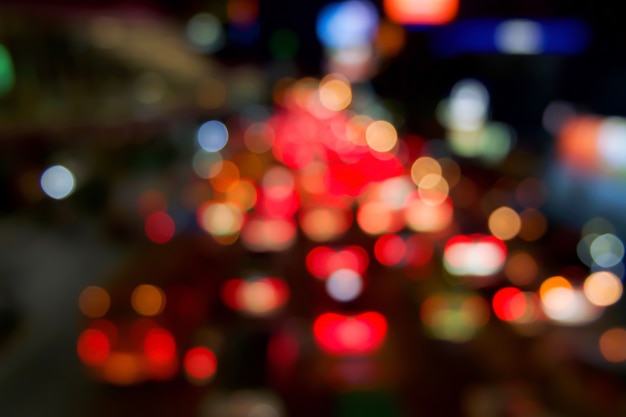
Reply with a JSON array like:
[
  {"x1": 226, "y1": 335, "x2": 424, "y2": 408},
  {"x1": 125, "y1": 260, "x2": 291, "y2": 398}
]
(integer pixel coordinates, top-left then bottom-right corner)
[
  {"x1": 488, "y1": 206, "x2": 521, "y2": 240},
  {"x1": 357, "y1": 201, "x2": 399, "y2": 235},
  {"x1": 410, "y1": 156, "x2": 442, "y2": 186},
  {"x1": 418, "y1": 174, "x2": 449, "y2": 206},
  {"x1": 539, "y1": 276, "x2": 574, "y2": 314},
  {"x1": 225, "y1": 178, "x2": 257, "y2": 211},
  {"x1": 319, "y1": 74, "x2": 352, "y2": 111},
  {"x1": 583, "y1": 271, "x2": 623, "y2": 307},
  {"x1": 238, "y1": 280, "x2": 280, "y2": 315},
  {"x1": 292, "y1": 77, "x2": 320, "y2": 109},
  {"x1": 540, "y1": 276, "x2": 572, "y2": 299},
  {"x1": 599, "y1": 328, "x2": 626, "y2": 363},
  {"x1": 131, "y1": 284, "x2": 166, "y2": 316},
  {"x1": 79, "y1": 286, "x2": 111, "y2": 318},
  {"x1": 404, "y1": 194, "x2": 453, "y2": 233},
  {"x1": 365, "y1": 120, "x2": 398, "y2": 153},
  {"x1": 346, "y1": 115, "x2": 373, "y2": 146},
  {"x1": 300, "y1": 206, "x2": 350, "y2": 242},
  {"x1": 199, "y1": 202, "x2": 244, "y2": 236}
]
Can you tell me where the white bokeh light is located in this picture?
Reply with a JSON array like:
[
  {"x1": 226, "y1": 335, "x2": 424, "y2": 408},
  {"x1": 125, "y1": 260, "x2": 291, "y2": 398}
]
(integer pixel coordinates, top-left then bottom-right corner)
[
  {"x1": 40, "y1": 165, "x2": 76, "y2": 199},
  {"x1": 197, "y1": 120, "x2": 229, "y2": 152},
  {"x1": 495, "y1": 19, "x2": 543, "y2": 54},
  {"x1": 325, "y1": 268, "x2": 363, "y2": 302}
]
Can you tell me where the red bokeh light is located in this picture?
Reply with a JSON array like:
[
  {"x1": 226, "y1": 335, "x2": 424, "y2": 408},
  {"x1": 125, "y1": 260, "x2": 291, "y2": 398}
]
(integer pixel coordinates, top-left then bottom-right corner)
[
  {"x1": 184, "y1": 347, "x2": 217, "y2": 380},
  {"x1": 145, "y1": 211, "x2": 175, "y2": 244},
  {"x1": 256, "y1": 189, "x2": 300, "y2": 218},
  {"x1": 492, "y1": 287, "x2": 527, "y2": 321},
  {"x1": 306, "y1": 245, "x2": 369, "y2": 279},
  {"x1": 404, "y1": 234, "x2": 434, "y2": 266},
  {"x1": 313, "y1": 312, "x2": 387, "y2": 356},
  {"x1": 374, "y1": 234, "x2": 407, "y2": 266},
  {"x1": 77, "y1": 328, "x2": 111, "y2": 366},
  {"x1": 143, "y1": 328, "x2": 178, "y2": 379}
]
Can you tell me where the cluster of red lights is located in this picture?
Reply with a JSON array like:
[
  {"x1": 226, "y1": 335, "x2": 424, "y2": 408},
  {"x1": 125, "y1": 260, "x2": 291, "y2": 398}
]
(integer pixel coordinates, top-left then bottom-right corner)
[{"x1": 79, "y1": 74, "x2": 616, "y2": 387}]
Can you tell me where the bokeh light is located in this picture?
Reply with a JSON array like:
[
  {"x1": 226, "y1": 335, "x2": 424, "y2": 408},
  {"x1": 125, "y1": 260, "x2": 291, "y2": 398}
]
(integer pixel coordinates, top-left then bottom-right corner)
[
  {"x1": 494, "y1": 19, "x2": 544, "y2": 54},
  {"x1": 590, "y1": 233, "x2": 624, "y2": 268},
  {"x1": 144, "y1": 327, "x2": 178, "y2": 379},
  {"x1": 145, "y1": 211, "x2": 176, "y2": 244},
  {"x1": 599, "y1": 328, "x2": 626, "y2": 363},
  {"x1": 306, "y1": 245, "x2": 369, "y2": 279},
  {"x1": 374, "y1": 233, "x2": 406, "y2": 266},
  {"x1": 446, "y1": 79, "x2": 489, "y2": 131},
  {"x1": 583, "y1": 271, "x2": 623, "y2": 307},
  {"x1": 223, "y1": 277, "x2": 290, "y2": 317},
  {"x1": 192, "y1": 149, "x2": 223, "y2": 179},
  {"x1": 102, "y1": 352, "x2": 143, "y2": 385},
  {"x1": 198, "y1": 120, "x2": 229, "y2": 152},
  {"x1": 357, "y1": 200, "x2": 402, "y2": 235},
  {"x1": 187, "y1": 13, "x2": 225, "y2": 52},
  {"x1": 420, "y1": 293, "x2": 490, "y2": 342},
  {"x1": 325, "y1": 269, "x2": 364, "y2": 302},
  {"x1": 241, "y1": 216, "x2": 297, "y2": 252},
  {"x1": 313, "y1": 311, "x2": 387, "y2": 355},
  {"x1": 404, "y1": 193, "x2": 453, "y2": 233},
  {"x1": 77, "y1": 328, "x2": 110, "y2": 366},
  {"x1": 198, "y1": 202, "x2": 244, "y2": 237},
  {"x1": 0, "y1": 44, "x2": 15, "y2": 96},
  {"x1": 492, "y1": 287, "x2": 527, "y2": 321},
  {"x1": 365, "y1": 120, "x2": 398, "y2": 153},
  {"x1": 505, "y1": 251, "x2": 538, "y2": 286},
  {"x1": 316, "y1": 0, "x2": 379, "y2": 49},
  {"x1": 225, "y1": 178, "x2": 258, "y2": 211},
  {"x1": 488, "y1": 206, "x2": 521, "y2": 240},
  {"x1": 40, "y1": 165, "x2": 76, "y2": 199},
  {"x1": 539, "y1": 276, "x2": 602, "y2": 324},
  {"x1": 417, "y1": 173, "x2": 449, "y2": 206},
  {"x1": 299, "y1": 206, "x2": 352, "y2": 242},
  {"x1": 184, "y1": 347, "x2": 218, "y2": 382},
  {"x1": 443, "y1": 234, "x2": 507, "y2": 277},
  {"x1": 383, "y1": 0, "x2": 459, "y2": 26},
  {"x1": 597, "y1": 117, "x2": 626, "y2": 171},
  {"x1": 131, "y1": 284, "x2": 166, "y2": 316},
  {"x1": 319, "y1": 73, "x2": 352, "y2": 111},
  {"x1": 244, "y1": 122, "x2": 275, "y2": 153},
  {"x1": 79, "y1": 286, "x2": 111, "y2": 318}
]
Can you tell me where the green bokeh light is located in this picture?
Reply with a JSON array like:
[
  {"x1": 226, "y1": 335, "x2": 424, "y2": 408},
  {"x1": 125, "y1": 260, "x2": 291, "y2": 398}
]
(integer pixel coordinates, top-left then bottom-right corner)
[{"x1": 0, "y1": 44, "x2": 15, "y2": 96}]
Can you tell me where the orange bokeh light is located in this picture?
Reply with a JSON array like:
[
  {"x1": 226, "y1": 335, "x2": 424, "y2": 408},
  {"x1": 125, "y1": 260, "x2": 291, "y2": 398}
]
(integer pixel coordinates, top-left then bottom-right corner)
[{"x1": 384, "y1": 0, "x2": 459, "y2": 26}]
